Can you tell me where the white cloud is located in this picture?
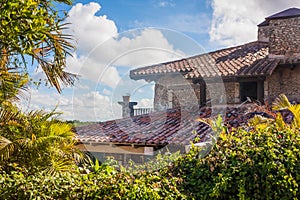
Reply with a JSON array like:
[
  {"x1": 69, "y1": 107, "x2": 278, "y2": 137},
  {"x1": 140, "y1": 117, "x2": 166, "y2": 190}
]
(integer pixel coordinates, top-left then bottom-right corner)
[
  {"x1": 65, "y1": 3, "x2": 185, "y2": 89},
  {"x1": 66, "y1": 2, "x2": 118, "y2": 52},
  {"x1": 23, "y1": 2, "x2": 193, "y2": 121},
  {"x1": 72, "y1": 91, "x2": 122, "y2": 121},
  {"x1": 21, "y1": 88, "x2": 122, "y2": 121},
  {"x1": 29, "y1": 89, "x2": 70, "y2": 107},
  {"x1": 136, "y1": 98, "x2": 154, "y2": 108},
  {"x1": 102, "y1": 88, "x2": 111, "y2": 95},
  {"x1": 19, "y1": 88, "x2": 72, "y2": 118},
  {"x1": 67, "y1": 56, "x2": 120, "y2": 89},
  {"x1": 209, "y1": 0, "x2": 300, "y2": 46},
  {"x1": 157, "y1": 0, "x2": 175, "y2": 7},
  {"x1": 26, "y1": 2, "x2": 188, "y2": 121}
]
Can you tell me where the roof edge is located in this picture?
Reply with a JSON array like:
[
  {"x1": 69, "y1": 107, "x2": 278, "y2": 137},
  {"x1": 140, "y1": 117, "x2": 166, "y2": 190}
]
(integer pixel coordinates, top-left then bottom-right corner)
[
  {"x1": 265, "y1": 7, "x2": 300, "y2": 20},
  {"x1": 130, "y1": 40, "x2": 269, "y2": 79}
]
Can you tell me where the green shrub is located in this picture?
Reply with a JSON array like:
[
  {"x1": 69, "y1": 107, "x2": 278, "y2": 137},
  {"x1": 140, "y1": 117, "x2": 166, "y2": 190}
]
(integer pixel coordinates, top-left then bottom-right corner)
[
  {"x1": 2, "y1": 118, "x2": 300, "y2": 199},
  {"x1": 170, "y1": 115, "x2": 300, "y2": 199},
  {"x1": 2, "y1": 95, "x2": 300, "y2": 199},
  {"x1": 0, "y1": 161, "x2": 185, "y2": 199}
]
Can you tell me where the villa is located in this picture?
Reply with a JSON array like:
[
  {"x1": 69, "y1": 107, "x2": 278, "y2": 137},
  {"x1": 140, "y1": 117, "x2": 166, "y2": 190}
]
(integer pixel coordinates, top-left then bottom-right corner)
[{"x1": 76, "y1": 8, "x2": 300, "y2": 164}]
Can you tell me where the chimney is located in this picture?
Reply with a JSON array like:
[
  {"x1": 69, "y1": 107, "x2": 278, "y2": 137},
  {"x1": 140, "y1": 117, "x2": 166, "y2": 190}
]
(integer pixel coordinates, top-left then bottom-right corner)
[
  {"x1": 257, "y1": 8, "x2": 300, "y2": 60},
  {"x1": 118, "y1": 95, "x2": 137, "y2": 117}
]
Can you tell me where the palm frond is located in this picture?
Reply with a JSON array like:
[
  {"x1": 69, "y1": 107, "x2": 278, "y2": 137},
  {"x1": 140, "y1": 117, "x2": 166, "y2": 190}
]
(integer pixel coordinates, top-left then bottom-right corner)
[
  {"x1": 272, "y1": 94, "x2": 291, "y2": 110},
  {"x1": 288, "y1": 104, "x2": 300, "y2": 128},
  {"x1": 0, "y1": 67, "x2": 28, "y2": 103},
  {"x1": 46, "y1": 157, "x2": 76, "y2": 175},
  {"x1": 248, "y1": 115, "x2": 274, "y2": 131},
  {"x1": 0, "y1": 136, "x2": 14, "y2": 161},
  {"x1": 0, "y1": 105, "x2": 21, "y2": 126}
]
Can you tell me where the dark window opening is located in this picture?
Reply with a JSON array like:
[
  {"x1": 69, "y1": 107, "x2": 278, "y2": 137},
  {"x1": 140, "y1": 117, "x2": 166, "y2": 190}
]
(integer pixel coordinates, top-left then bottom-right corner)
[{"x1": 240, "y1": 82, "x2": 257, "y2": 102}]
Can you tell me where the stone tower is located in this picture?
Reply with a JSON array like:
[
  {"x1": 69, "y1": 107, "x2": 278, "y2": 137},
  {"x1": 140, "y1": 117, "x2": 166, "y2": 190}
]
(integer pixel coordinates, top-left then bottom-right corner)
[{"x1": 258, "y1": 8, "x2": 300, "y2": 61}]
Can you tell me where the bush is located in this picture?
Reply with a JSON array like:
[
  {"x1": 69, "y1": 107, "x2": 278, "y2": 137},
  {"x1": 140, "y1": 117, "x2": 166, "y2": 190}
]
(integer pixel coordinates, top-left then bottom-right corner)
[
  {"x1": 1, "y1": 122, "x2": 300, "y2": 199},
  {"x1": 2, "y1": 95, "x2": 300, "y2": 199},
  {"x1": 170, "y1": 114, "x2": 300, "y2": 199},
  {"x1": 0, "y1": 165, "x2": 185, "y2": 199}
]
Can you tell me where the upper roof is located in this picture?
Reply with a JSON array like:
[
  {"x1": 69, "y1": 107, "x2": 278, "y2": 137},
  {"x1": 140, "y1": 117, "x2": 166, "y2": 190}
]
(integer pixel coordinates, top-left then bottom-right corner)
[
  {"x1": 258, "y1": 8, "x2": 300, "y2": 26},
  {"x1": 266, "y1": 8, "x2": 300, "y2": 20},
  {"x1": 130, "y1": 41, "x2": 279, "y2": 80}
]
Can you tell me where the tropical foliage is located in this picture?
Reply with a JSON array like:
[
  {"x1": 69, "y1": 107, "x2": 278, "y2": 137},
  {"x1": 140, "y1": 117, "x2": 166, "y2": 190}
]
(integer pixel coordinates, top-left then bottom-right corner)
[
  {"x1": 0, "y1": 107, "x2": 81, "y2": 174},
  {"x1": 1, "y1": 1, "x2": 300, "y2": 199},
  {"x1": 0, "y1": 0, "x2": 80, "y2": 175},
  {"x1": 169, "y1": 94, "x2": 300, "y2": 199},
  {"x1": 0, "y1": 0, "x2": 76, "y2": 92},
  {"x1": 1, "y1": 95, "x2": 300, "y2": 199}
]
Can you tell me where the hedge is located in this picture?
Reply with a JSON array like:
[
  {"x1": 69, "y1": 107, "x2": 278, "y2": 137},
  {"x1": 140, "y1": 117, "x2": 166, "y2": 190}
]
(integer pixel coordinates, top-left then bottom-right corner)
[{"x1": 1, "y1": 113, "x2": 300, "y2": 199}]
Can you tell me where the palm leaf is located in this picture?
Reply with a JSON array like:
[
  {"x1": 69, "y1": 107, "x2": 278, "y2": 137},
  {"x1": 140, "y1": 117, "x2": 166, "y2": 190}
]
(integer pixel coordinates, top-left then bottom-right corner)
[
  {"x1": 288, "y1": 104, "x2": 300, "y2": 128},
  {"x1": 272, "y1": 94, "x2": 291, "y2": 110},
  {"x1": 0, "y1": 136, "x2": 14, "y2": 161}
]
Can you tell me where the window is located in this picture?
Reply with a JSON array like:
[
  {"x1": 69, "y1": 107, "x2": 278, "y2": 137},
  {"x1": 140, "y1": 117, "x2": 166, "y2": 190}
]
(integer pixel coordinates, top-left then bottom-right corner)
[{"x1": 240, "y1": 81, "x2": 257, "y2": 102}]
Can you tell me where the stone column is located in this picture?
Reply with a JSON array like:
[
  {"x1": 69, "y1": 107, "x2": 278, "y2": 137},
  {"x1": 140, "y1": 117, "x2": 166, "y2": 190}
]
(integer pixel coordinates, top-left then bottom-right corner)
[{"x1": 118, "y1": 95, "x2": 137, "y2": 117}]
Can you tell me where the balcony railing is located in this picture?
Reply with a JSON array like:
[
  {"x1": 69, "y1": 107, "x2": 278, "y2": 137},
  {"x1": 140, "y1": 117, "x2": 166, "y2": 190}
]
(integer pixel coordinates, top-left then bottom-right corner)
[{"x1": 133, "y1": 108, "x2": 154, "y2": 116}]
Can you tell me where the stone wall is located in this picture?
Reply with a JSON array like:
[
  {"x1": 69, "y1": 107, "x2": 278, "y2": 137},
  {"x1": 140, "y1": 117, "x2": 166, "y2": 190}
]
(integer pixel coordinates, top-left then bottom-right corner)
[
  {"x1": 265, "y1": 64, "x2": 300, "y2": 102},
  {"x1": 153, "y1": 74, "x2": 240, "y2": 110},
  {"x1": 269, "y1": 17, "x2": 300, "y2": 57},
  {"x1": 206, "y1": 82, "x2": 239, "y2": 105},
  {"x1": 154, "y1": 83, "x2": 168, "y2": 111},
  {"x1": 154, "y1": 67, "x2": 300, "y2": 107},
  {"x1": 257, "y1": 25, "x2": 270, "y2": 42},
  {"x1": 170, "y1": 84, "x2": 200, "y2": 109},
  {"x1": 153, "y1": 75, "x2": 199, "y2": 110},
  {"x1": 257, "y1": 16, "x2": 300, "y2": 59}
]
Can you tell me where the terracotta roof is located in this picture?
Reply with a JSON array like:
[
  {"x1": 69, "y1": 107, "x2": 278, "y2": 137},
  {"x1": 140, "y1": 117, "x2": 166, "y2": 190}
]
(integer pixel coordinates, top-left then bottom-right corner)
[
  {"x1": 75, "y1": 105, "x2": 266, "y2": 146},
  {"x1": 130, "y1": 41, "x2": 279, "y2": 80},
  {"x1": 76, "y1": 108, "x2": 211, "y2": 146}
]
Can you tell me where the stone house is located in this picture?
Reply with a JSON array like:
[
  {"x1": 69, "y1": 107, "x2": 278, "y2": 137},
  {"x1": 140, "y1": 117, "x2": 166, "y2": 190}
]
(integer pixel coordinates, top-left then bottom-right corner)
[
  {"x1": 76, "y1": 8, "x2": 300, "y2": 165},
  {"x1": 130, "y1": 8, "x2": 300, "y2": 111}
]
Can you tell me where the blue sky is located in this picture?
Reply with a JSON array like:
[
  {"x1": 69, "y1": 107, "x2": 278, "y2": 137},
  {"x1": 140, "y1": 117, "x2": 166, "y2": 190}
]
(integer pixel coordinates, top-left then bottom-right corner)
[
  {"x1": 21, "y1": 0, "x2": 300, "y2": 121},
  {"x1": 67, "y1": 0, "x2": 212, "y2": 45}
]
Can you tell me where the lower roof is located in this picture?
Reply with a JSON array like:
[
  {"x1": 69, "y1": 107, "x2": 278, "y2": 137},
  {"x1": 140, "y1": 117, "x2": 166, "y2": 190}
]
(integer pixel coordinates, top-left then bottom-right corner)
[{"x1": 75, "y1": 105, "x2": 266, "y2": 146}]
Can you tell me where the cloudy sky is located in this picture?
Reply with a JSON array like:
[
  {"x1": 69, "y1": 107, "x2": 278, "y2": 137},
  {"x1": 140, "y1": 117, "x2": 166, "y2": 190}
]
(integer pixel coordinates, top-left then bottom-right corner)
[{"x1": 21, "y1": 0, "x2": 300, "y2": 121}]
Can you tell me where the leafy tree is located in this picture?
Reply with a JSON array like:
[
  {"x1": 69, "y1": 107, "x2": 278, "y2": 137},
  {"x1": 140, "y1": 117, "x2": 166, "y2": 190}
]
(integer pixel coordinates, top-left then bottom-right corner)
[
  {"x1": 0, "y1": 0, "x2": 81, "y2": 173},
  {"x1": 0, "y1": 0, "x2": 76, "y2": 92}
]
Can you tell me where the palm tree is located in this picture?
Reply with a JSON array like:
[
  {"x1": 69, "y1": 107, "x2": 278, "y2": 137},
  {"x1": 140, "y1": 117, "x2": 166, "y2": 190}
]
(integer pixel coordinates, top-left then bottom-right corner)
[
  {"x1": 0, "y1": 0, "x2": 76, "y2": 93},
  {"x1": 0, "y1": 0, "x2": 83, "y2": 174},
  {"x1": 0, "y1": 107, "x2": 82, "y2": 174}
]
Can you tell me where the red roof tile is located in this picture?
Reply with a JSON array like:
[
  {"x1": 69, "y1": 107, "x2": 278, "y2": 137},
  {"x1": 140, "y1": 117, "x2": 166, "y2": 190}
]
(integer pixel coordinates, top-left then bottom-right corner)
[
  {"x1": 130, "y1": 41, "x2": 280, "y2": 80},
  {"x1": 75, "y1": 105, "x2": 265, "y2": 146}
]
